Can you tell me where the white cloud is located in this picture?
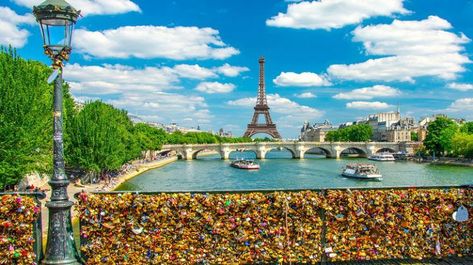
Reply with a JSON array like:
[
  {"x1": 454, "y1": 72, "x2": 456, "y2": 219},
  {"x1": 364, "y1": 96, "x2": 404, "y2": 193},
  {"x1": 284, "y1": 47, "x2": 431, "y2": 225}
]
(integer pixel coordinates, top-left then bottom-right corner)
[
  {"x1": 333, "y1": 85, "x2": 401, "y2": 100},
  {"x1": 446, "y1": 98, "x2": 473, "y2": 112},
  {"x1": 227, "y1": 94, "x2": 323, "y2": 127},
  {"x1": 215, "y1": 63, "x2": 249, "y2": 77},
  {"x1": 195, "y1": 82, "x2": 235, "y2": 94},
  {"x1": 346, "y1": 101, "x2": 393, "y2": 110},
  {"x1": 63, "y1": 63, "x2": 214, "y2": 125},
  {"x1": 64, "y1": 64, "x2": 179, "y2": 94},
  {"x1": 64, "y1": 63, "x2": 247, "y2": 96},
  {"x1": 0, "y1": 6, "x2": 35, "y2": 48},
  {"x1": 295, "y1": 92, "x2": 316, "y2": 98},
  {"x1": 273, "y1": 72, "x2": 331, "y2": 87},
  {"x1": 12, "y1": 0, "x2": 140, "y2": 16},
  {"x1": 447, "y1": 83, "x2": 473, "y2": 91},
  {"x1": 74, "y1": 26, "x2": 239, "y2": 60},
  {"x1": 328, "y1": 16, "x2": 471, "y2": 82},
  {"x1": 107, "y1": 92, "x2": 213, "y2": 125},
  {"x1": 266, "y1": 0, "x2": 408, "y2": 30},
  {"x1": 172, "y1": 64, "x2": 217, "y2": 79}
]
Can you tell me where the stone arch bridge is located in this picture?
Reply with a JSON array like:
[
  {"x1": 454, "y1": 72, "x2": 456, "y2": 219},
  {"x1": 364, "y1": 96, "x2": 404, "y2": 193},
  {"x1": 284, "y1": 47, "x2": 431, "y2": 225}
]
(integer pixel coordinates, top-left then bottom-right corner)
[{"x1": 162, "y1": 142, "x2": 421, "y2": 160}]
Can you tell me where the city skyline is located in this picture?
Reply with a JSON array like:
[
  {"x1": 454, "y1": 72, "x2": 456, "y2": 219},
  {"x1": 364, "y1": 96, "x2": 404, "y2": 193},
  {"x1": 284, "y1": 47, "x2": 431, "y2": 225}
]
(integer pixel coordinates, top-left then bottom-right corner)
[{"x1": 2, "y1": 0, "x2": 473, "y2": 137}]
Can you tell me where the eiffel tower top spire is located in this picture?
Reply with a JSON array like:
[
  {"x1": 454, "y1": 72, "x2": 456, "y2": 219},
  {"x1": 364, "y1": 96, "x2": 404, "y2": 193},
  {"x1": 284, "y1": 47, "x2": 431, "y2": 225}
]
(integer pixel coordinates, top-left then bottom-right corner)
[{"x1": 256, "y1": 56, "x2": 267, "y2": 107}]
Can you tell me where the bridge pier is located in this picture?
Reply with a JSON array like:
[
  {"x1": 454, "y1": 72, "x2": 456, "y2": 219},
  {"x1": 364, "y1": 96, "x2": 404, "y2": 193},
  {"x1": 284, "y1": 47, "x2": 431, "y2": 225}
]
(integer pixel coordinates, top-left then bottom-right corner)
[
  {"x1": 255, "y1": 143, "x2": 267, "y2": 159},
  {"x1": 293, "y1": 151, "x2": 303, "y2": 159},
  {"x1": 184, "y1": 148, "x2": 194, "y2": 160},
  {"x1": 329, "y1": 146, "x2": 342, "y2": 159},
  {"x1": 220, "y1": 145, "x2": 231, "y2": 160},
  {"x1": 294, "y1": 144, "x2": 305, "y2": 159},
  {"x1": 256, "y1": 150, "x2": 266, "y2": 159},
  {"x1": 366, "y1": 145, "x2": 377, "y2": 157}
]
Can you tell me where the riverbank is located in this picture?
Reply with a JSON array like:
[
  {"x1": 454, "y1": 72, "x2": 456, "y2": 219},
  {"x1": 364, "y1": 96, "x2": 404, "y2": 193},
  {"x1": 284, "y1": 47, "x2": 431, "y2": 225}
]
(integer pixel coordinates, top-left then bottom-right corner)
[
  {"x1": 107, "y1": 156, "x2": 178, "y2": 191},
  {"x1": 39, "y1": 156, "x2": 177, "y2": 201},
  {"x1": 409, "y1": 157, "x2": 473, "y2": 167},
  {"x1": 431, "y1": 159, "x2": 473, "y2": 167}
]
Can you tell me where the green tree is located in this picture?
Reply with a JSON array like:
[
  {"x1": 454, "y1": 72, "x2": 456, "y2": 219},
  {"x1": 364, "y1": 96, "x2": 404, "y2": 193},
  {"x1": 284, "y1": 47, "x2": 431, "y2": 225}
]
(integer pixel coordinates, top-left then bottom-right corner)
[
  {"x1": 325, "y1": 124, "x2": 372, "y2": 142},
  {"x1": 0, "y1": 48, "x2": 74, "y2": 190},
  {"x1": 253, "y1": 137, "x2": 275, "y2": 142},
  {"x1": 65, "y1": 101, "x2": 140, "y2": 176},
  {"x1": 451, "y1": 133, "x2": 473, "y2": 158},
  {"x1": 133, "y1": 123, "x2": 167, "y2": 151},
  {"x1": 348, "y1": 124, "x2": 372, "y2": 142},
  {"x1": 460, "y1": 122, "x2": 473, "y2": 134},
  {"x1": 424, "y1": 117, "x2": 459, "y2": 156},
  {"x1": 411, "y1": 131, "x2": 419, "y2": 141},
  {"x1": 218, "y1": 136, "x2": 252, "y2": 143},
  {"x1": 164, "y1": 131, "x2": 252, "y2": 144},
  {"x1": 325, "y1": 131, "x2": 339, "y2": 142}
]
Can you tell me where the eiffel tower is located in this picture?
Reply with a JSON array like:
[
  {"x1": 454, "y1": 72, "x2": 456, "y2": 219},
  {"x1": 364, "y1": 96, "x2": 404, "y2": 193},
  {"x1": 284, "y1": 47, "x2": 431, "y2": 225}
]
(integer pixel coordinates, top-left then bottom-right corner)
[{"x1": 243, "y1": 57, "x2": 282, "y2": 139}]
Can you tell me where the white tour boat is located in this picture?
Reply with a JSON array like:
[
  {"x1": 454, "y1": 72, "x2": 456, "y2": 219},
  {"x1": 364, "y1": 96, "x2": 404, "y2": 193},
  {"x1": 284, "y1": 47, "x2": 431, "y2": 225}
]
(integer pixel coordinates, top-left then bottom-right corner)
[
  {"x1": 230, "y1": 159, "x2": 260, "y2": 170},
  {"x1": 341, "y1": 163, "x2": 382, "y2": 180},
  {"x1": 368, "y1": 152, "x2": 395, "y2": 161}
]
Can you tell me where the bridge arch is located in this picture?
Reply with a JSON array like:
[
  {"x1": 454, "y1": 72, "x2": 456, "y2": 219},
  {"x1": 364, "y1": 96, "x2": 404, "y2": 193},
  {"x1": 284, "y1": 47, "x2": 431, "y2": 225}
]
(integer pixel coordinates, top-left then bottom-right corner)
[
  {"x1": 375, "y1": 147, "x2": 397, "y2": 154},
  {"x1": 303, "y1": 147, "x2": 333, "y2": 158},
  {"x1": 340, "y1": 147, "x2": 367, "y2": 158},
  {"x1": 174, "y1": 150, "x2": 185, "y2": 160},
  {"x1": 228, "y1": 149, "x2": 258, "y2": 159},
  {"x1": 265, "y1": 146, "x2": 296, "y2": 159},
  {"x1": 192, "y1": 148, "x2": 221, "y2": 159}
]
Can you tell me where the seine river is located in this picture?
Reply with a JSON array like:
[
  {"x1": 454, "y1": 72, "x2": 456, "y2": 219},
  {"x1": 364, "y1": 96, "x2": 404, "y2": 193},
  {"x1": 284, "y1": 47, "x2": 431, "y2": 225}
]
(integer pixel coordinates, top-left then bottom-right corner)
[{"x1": 117, "y1": 151, "x2": 473, "y2": 192}]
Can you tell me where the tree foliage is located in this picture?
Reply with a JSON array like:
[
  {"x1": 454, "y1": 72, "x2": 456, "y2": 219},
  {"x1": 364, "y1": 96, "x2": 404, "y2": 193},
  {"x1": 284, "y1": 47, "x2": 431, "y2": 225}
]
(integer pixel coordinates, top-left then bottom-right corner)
[
  {"x1": 424, "y1": 117, "x2": 459, "y2": 156},
  {"x1": 132, "y1": 123, "x2": 167, "y2": 151},
  {"x1": 325, "y1": 124, "x2": 373, "y2": 142},
  {"x1": 65, "y1": 101, "x2": 140, "y2": 174},
  {"x1": 0, "y1": 48, "x2": 76, "y2": 189},
  {"x1": 165, "y1": 131, "x2": 252, "y2": 144},
  {"x1": 460, "y1": 122, "x2": 473, "y2": 134},
  {"x1": 451, "y1": 133, "x2": 473, "y2": 158}
]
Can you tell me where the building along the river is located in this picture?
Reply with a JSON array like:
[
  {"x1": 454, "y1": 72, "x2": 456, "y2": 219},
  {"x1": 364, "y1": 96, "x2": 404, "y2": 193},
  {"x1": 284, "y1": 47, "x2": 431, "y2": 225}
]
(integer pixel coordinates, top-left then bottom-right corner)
[{"x1": 300, "y1": 120, "x2": 336, "y2": 142}]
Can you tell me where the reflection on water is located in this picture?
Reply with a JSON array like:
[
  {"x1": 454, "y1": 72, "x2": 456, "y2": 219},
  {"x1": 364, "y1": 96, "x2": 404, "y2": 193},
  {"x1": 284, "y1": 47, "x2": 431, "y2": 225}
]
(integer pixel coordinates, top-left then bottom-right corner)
[{"x1": 117, "y1": 150, "x2": 473, "y2": 192}]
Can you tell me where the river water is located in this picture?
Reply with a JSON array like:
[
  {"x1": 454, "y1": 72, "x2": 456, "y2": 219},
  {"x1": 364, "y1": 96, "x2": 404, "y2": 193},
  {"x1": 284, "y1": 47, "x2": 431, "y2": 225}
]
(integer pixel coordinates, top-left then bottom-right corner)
[{"x1": 117, "y1": 151, "x2": 473, "y2": 192}]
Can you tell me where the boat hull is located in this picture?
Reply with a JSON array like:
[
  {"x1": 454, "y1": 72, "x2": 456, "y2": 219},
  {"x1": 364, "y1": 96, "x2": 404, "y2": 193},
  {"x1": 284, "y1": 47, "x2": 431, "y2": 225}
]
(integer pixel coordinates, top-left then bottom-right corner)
[
  {"x1": 230, "y1": 162, "x2": 260, "y2": 170},
  {"x1": 368, "y1": 157, "x2": 395, "y2": 161},
  {"x1": 341, "y1": 172, "x2": 382, "y2": 180},
  {"x1": 368, "y1": 153, "x2": 396, "y2": 161}
]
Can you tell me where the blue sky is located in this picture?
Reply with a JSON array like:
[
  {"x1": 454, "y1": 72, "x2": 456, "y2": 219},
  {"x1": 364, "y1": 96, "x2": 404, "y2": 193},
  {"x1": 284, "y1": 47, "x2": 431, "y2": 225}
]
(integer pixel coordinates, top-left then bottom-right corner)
[{"x1": 1, "y1": 0, "x2": 473, "y2": 138}]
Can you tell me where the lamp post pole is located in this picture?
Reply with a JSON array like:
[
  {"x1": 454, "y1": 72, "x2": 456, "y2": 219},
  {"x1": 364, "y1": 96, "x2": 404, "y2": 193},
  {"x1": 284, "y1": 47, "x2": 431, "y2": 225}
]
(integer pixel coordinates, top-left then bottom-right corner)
[
  {"x1": 43, "y1": 64, "x2": 81, "y2": 265},
  {"x1": 33, "y1": 0, "x2": 81, "y2": 264}
]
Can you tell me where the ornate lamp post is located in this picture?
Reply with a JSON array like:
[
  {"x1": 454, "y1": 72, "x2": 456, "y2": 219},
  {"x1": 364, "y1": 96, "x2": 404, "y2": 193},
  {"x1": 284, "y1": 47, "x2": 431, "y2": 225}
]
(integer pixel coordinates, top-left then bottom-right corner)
[{"x1": 33, "y1": 1, "x2": 81, "y2": 264}]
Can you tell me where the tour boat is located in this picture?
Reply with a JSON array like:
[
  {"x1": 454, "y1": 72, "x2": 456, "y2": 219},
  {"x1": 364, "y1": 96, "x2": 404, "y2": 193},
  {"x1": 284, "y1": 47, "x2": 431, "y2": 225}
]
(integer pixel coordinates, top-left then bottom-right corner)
[
  {"x1": 230, "y1": 159, "x2": 260, "y2": 170},
  {"x1": 368, "y1": 152, "x2": 395, "y2": 161},
  {"x1": 341, "y1": 163, "x2": 382, "y2": 180}
]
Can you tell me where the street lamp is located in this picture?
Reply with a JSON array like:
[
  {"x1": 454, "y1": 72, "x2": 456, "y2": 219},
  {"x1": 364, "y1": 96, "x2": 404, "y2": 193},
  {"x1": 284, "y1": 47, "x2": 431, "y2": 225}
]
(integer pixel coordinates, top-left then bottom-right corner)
[{"x1": 33, "y1": 0, "x2": 81, "y2": 264}]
